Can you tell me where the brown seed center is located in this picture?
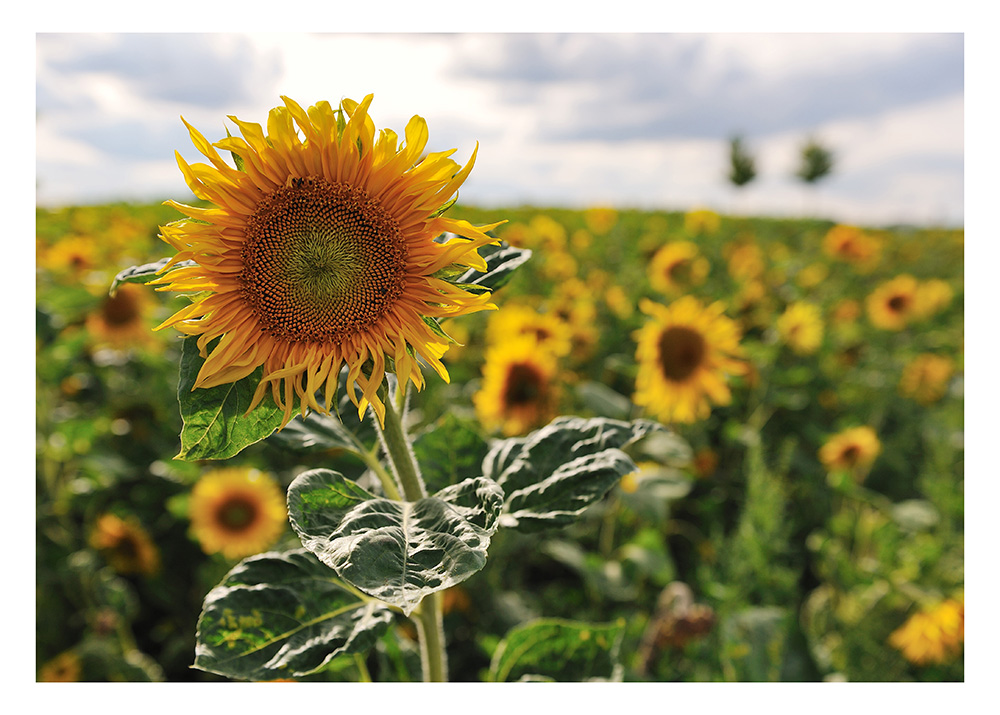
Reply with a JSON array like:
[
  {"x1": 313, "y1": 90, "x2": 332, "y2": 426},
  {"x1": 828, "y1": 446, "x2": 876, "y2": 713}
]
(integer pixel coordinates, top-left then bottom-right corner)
[
  {"x1": 241, "y1": 177, "x2": 407, "y2": 343},
  {"x1": 657, "y1": 326, "x2": 707, "y2": 382}
]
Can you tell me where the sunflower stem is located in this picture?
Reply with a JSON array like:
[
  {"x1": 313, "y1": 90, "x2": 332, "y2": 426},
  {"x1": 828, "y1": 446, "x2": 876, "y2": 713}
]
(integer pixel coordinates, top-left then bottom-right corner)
[{"x1": 375, "y1": 381, "x2": 447, "y2": 682}]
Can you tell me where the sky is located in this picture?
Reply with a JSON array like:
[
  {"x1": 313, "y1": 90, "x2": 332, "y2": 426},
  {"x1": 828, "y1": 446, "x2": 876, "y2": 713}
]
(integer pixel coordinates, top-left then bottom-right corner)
[{"x1": 35, "y1": 31, "x2": 965, "y2": 227}]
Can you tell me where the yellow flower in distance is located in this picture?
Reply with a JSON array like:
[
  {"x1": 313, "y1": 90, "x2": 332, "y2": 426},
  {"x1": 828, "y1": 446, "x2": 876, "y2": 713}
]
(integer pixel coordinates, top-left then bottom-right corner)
[
  {"x1": 684, "y1": 208, "x2": 721, "y2": 235},
  {"x1": 485, "y1": 304, "x2": 573, "y2": 359},
  {"x1": 889, "y1": 597, "x2": 964, "y2": 666},
  {"x1": 633, "y1": 297, "x2": 747, "y2": 424},
  {"x1": 474, "y1": 336, "x2": 559, "y2": 436},
  {"x1": 776, "y1": 301, "x2": 824, "y2": 355},
  {"x1": 822, "y1": 224, "x2": 881, "y2": 272},
  {"x1": 151, "y1": 96, "x2": 502, "y2": 428},
  {"x1": 866, "y1": 274, "x2": 920, "y2": 331},
  {"x1": 899, "y1": 353, "x2": 955, "y2": 404},
  {"x1": 648, "y1": 241, "x2": 710, "y2": 295},
  {"x1": 89, "y1": 513, "x2": 161, "y2": 576},
  {"x1": 86, "y1": 283, "x2": 158, "y2": 350},
  {"x1": 189, "y1": 467, "x2": 287, "y2": 560},
  {"x1": 583, "y1": 206, "x2": 618, "y2": 235},
  {"x1": 724, "y1": 240, "x2": 765, "y2": 281},
  {"x1": 39, "y1": 651, "x2": 82, "y2": 682},
  {"x1": 818, "y1": 426, "x2": 881, "y2": 476},
  {"x1": 914, "y1": 278, "x2": 954, "y2": 319}
]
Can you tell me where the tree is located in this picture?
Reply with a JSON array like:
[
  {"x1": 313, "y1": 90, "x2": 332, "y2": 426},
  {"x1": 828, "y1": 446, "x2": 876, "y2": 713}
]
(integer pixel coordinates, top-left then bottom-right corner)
[
  {"x1": 727, "y1": 135, "x2": 757, "y2": 188},
  {"x1": 795, "y1": 137, "x2": 835, "y2": 185}
]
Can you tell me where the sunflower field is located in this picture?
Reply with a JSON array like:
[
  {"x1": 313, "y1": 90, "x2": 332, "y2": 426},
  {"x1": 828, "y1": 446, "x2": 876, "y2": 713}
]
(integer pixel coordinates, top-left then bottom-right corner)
[{"x1": 36, "y1": 194, "x2": 963, "y2": 683}]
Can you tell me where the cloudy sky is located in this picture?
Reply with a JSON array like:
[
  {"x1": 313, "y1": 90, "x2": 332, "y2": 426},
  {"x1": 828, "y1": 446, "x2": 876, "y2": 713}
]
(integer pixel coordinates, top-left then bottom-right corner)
[{"x1": 35, "y1": 31, "x2": 964, "y2": 227}]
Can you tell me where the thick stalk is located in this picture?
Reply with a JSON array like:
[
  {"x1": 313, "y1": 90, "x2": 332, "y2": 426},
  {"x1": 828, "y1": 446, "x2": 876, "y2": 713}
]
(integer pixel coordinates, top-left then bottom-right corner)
[{"x1": 377, "y1": 384, "x2": 448, "y2": 682}]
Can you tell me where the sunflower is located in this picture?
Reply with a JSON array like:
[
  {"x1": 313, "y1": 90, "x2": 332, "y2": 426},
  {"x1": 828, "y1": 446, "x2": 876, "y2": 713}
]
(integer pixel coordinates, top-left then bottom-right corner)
[
  {"x1": 86, "y1": 283, "x2": 158, "y2": 350},
  {"x1": 583, "y1": 206, "x2": 618, "y2": 235},
  {"x1": 776, "y1": 301, "x2": 824, "y2": 355},
  {"x1": 474, "y1": 336, "x2": 560, "y2": 436},
  {"x1": 724, "y1": 240, "x2": 765, "y2": 281},
  {"x1": 189, "y1": 467, "x2": 287, "y2": 560},
  {"x1": 150, "y1": 96, "x2": 502, "y2": 428},
  {"x1": 818, "y1": 426, "x2": 881, "y2": 476},
  {"x1": 89, "y1": 513, "x2": 161, "y2": 576},
  {"x1": 822, "y1": 224, "x2": 881, "y2": 272},
  {"x1": 914, "y1": 278, "x2": 954, "y2": 319},
  {"x1": 485, "y1": 304, "x2": 573, "y2": 359},
  {"x1": 632, "y1": 297, "x2": 747, "y2": 424},
  {"x1": 889, "y1": 596, "x2": 964, "y2": 666},
  {"x1": 866, "y1": 274, "x2": 920, "y2": 330},
  {"x1": 899, "y1": 353, "x2": 955, "y2": 404},
  {"x1": 38, "y1": 650, "x2": 82, "y2": 682},
  {"x1": 648, "y1": 241, "x2": 710, "y2": 295},
  {"x1": 38, "y1": 234, "x2": 97, "y2": 278},
  {"x1": 684, "y1": 208, "x2": 721, "y2": 235}
]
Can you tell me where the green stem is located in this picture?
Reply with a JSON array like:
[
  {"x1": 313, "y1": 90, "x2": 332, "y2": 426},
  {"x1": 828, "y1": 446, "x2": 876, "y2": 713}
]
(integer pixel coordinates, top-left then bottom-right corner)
[
  {"x1": 375, "y1": 382, "x2": 448, "y2": 682},
  {"x1": 379, "y1": 384, "x2": 426, "y2": 502}
]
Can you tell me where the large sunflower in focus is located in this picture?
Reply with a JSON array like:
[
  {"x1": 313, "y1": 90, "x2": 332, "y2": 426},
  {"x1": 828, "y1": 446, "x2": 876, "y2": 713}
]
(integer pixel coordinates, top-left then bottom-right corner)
[
  {"x1": 151, "y1": 96, "x2": 502, "y2": 427},
  {"x1": 632, "y1": 297, "x2": 747, "y2": 424}
]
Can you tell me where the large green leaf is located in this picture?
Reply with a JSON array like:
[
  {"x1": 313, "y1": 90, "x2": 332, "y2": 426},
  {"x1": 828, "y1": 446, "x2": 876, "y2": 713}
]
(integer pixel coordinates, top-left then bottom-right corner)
[
  {"x1": 488, "y1": 618, "x2": 626, "y2": 682},
  {"x1": 110, "y1": 257, "x2": 196, "y2": 295},
  {"x1": 287, "y1": 469, "x2": 505, "y2": 615},
  {"x1": 193, "y1": 549, "x2": 393, "y2": 681},
  {"x1": 176, "y1": 336, "x2": 284, "y2": 460},
  {"x1": 412, "y1": 413, "x2": 490, "y2": 495},
  {"x1": 483, "y1": 416, "x2": 666, "y2": 532}
]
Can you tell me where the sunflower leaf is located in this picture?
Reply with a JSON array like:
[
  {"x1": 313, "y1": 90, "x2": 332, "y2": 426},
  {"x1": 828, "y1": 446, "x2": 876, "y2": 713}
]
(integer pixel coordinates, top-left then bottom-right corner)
[
  {"x1": 412, "y1": 413, "x2": 491, "y2": 494},
  {"x1": 488, "y1": 618, "x2": 626, "y2": 682},
  {"x1": 110, "y1": 258, "x2": 196, "y2": 296},
  {"x1": 287, "y1": 469, "x2": 505, "y2": 615},
  {"x1": 193, "y1": 549, "x2": 393, "y2": 681},
  {"x1": 176, "y1": 337, "x2": 285, "y2": 461},
  {"x1": 483, "y1": 416, "x2": 667, "y2": 532}
]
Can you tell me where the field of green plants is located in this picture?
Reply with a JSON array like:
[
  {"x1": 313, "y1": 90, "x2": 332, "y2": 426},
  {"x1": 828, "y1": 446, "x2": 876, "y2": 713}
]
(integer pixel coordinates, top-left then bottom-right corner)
[{"x1": 36, "y1": 200, "x2": 963, "y2": 682}]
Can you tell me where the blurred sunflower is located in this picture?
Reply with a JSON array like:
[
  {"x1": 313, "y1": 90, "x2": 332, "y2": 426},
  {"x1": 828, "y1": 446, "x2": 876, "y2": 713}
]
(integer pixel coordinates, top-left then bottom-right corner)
[
  {"x1": 795, "y1": 262, "x2": 829, "y2": 289},
  {"x1": 648, "y1": 241, "x2": 710, "y2": 295},
  {"x1": 632, "y1": 296, "x2": 747, "y2": 424},
  {"x1": 474, "y1": 336, "x2": 559, "y2": 436},
  {"x1": 899, "y1": 353, "x2": 955, "y2": 404},
  {"x1": 724, "y1": 240, "x2": 766, "y2": 281},
  {"x1": 684, "y1": 208, "x2": 721, "y2": 235},
  {"x1": 485, "y1": 304, "x2": 573, "y2": 359},
  {"x1": 831, "y1": 298, "x2": 862, "y2": 325},
  {"x1": 604, "y1": 283, "x2": 634, "y2": 320},
  {"x1": 189, "y1": 467, "x2": 287, "y2": 560},
  {"x1": 818, "y1": 426, "x2": 881, "y2": 476},
  {"x1": 89, "y1": 513, "x2": 161, "y2": 576},
  {"x1": 889, "y1": 596, "x2": 964, "y2": 666},
  {"x1": 776, "y1": 301, "x2": 824, "y2": 355},
  {"x1": 915, "y1": 278, "x2": 955, "y2": 319},
  {"x1": 38, "y1": 650, "x2": 82, "y2": 682},
  {"x1": 38, "y1": 235, "x2": 97, "y2": 278},
  {"x1": 583, "y1": 206, "x2": 618, "y2": 235},
  {"x1": 822, "y1": 224, "x2": 881, "y2": 272},
  {"x1": 86, "y1": 283, "x2": 159, "y2": 351},
  {"x1": 691, "y1": 447, "x2": 719, "y2": 478},
  {"x1": 866, "y1": 274, "x2": 920, "y2": 331},
  {"x1": 150, "y1": 95, "x2": 501, "y2": 428}
]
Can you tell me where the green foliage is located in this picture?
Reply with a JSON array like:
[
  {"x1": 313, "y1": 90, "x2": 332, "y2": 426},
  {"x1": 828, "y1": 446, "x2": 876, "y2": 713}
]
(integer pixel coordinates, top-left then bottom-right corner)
[
  {"x1": 488, "y1": 618, "x2": 626, "y2": 682},
  {"x1": 193, "y1": 549, "x2": 393, "y2": 680},
  {"x1": 412, "y1": 412, "x2": 491, "y2": 494},
  {"x1": 485, "y1": 417, "x2": 666, "y2": 531},
  {"x1": 176, "y1": 337, "x2": 284, "y2": 460},
  {"x1": 727, "y1": 135, "x2": 757, "y2": 188},
  {"x1": 796, "y1": 136, "x2": 835, "y2": 184},
  {"x1": 287, "y1": 468, "x2": 505, "y2": 614}
]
